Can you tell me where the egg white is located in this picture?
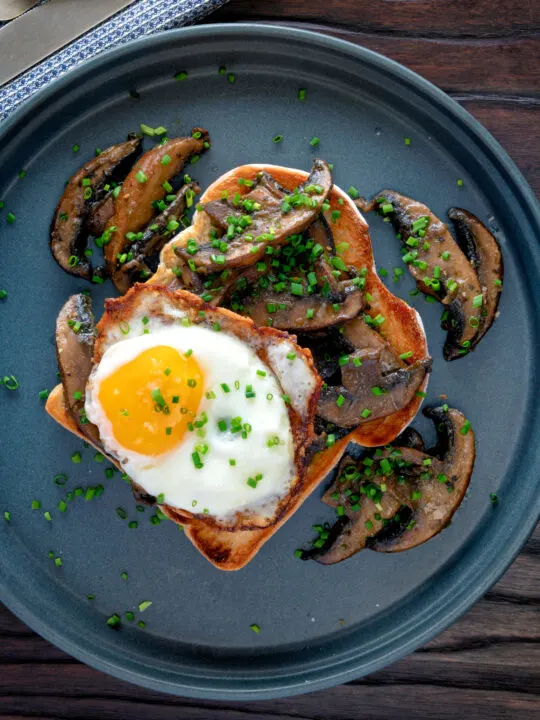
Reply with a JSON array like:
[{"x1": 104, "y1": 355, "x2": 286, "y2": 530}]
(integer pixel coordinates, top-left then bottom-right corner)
[{"x1": 85, "y1": 320, "x2": 295, "y2": 520}]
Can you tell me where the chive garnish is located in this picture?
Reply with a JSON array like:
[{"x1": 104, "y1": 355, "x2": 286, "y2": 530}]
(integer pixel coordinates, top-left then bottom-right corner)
[
  {"x1": 138, "y1": 600, "x2": 152, "y2": 612},
  {"x1": 174, "y1": 71, "x2": 188, "y2": 81},
  {"x1": 107, "y1": 614, "x2": 121, "y2": 629},
  {"x1": 250, "y1": 623, "x2": 260, "y2": 634},
  {"x1": 272, "y1": 134, "x2": 283, "y2": 143}
]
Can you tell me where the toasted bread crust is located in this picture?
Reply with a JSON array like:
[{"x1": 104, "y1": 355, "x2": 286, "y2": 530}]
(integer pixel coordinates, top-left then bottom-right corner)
[
  {"x1": 92, "y1": 283, "x2": 321, "y2": 533},
  {"x1": 47, "y1": 164, "x2": 429, "y2": 570}
]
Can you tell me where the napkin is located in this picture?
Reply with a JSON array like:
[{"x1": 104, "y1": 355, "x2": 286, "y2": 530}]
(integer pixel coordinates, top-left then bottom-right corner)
[{"x1": 0, "y1": 0, "x2": 229, "y2": 122}]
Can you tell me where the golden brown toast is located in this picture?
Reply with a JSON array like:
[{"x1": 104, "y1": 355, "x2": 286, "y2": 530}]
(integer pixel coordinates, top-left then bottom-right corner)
[{"x1": 46, "y1": 164, "x2": 429, "y2": 570}]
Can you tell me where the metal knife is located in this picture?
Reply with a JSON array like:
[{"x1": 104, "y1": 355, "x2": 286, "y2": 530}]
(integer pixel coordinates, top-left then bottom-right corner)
[{"x1": 0, "y1": 0, "x2": 135, "y2": 87}]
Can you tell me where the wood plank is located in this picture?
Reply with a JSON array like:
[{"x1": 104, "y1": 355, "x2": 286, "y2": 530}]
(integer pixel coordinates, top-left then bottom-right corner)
[
  {"x1": 213, "y1": 0, "x2": 540, "y2": 39},
  {"x1": 211, "y1": 19, "x2": 540, "y2": 97}
]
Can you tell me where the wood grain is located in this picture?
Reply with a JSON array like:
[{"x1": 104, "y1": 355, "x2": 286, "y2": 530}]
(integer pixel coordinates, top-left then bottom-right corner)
[{"x1": 1, "y1": 0, "x2": 539, "y2": 716}]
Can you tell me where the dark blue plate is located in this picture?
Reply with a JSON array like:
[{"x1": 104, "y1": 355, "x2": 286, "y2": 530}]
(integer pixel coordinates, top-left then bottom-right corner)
[{"x1": 0, "y1": 24, "x2": 539, "y2": 700}]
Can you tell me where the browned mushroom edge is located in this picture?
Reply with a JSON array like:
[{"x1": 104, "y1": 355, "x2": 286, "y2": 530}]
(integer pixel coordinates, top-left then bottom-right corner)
[
  {"x1": 357, "y1": 191, "x2": 488, "y2": 361},
  {"x1": 177, "y1": 158, "x2": 333, "y2": 272},
  {"x1": 300, "y1": 405, "x2": 474, "y2": 564},
  {"x1": 50, "y1": 136, "x2": 142, "y2": 281},
  {"x1": 106, "y1": 130, "x2": 210, "y2": 293},
  {"x1": 114, "y1": 181, "x2": 201, "y2": 289},
  {"x1": 306, "y1": 313, "x2": 431, "y2": 446},
  {"x1": 55, "y1": 294, "x2": 101, "y2": 444},
  {"x1": 447, "y1": 207, "x2": 503, "y2": 349}
]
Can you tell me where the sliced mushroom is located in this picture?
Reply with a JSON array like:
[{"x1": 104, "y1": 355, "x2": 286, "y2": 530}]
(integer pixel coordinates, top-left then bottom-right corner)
[
  {"x1": 105, "y1": 130, "x2": 209, "y2": 291},
  {"x1": 86, "y1": 194, "x2": 115, "y2": 237},
  {"x1": 370, "y1": 407, "x2": 475, "y2": 552},
  {"x1": 116, "y1": 182, "x2": 201, "y2": 292},
  {"x1": 180, "y1": 159, "x2": 333, "y2": 272},
  {"x1": 305, "y1": 406, "x2": 474, "y2": 564},
  {"x1": 243, "y1": 289, "x2": 363, "y2": 331},
  {"x1": 303, "y1": 454, "x2": 401, "y2": 564},
  {"x1": 50, "y1": 136, "x2": 142, "y2": 280},
  {"x1": 55, "y1": 294, "x2": 100, "y2": 444},
  {"x1": 317, "y1": 347, "x2": 431, "y2": 428},
  {"x1": 447, "y1": 207, "x2": 503, "y2": 348},
  {"x1": 358, "y1": 191, "x2": 484, "y2": 360}
]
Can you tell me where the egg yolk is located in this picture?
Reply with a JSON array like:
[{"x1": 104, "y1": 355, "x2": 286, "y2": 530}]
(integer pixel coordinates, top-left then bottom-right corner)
[{"x1": 98, "y1": 345, "x2": 204, "y2": 456}]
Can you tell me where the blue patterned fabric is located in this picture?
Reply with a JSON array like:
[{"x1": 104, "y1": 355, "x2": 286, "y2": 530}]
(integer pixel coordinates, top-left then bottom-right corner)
[{"x1": 0, "y1": 0, "x2": 228, "y2": 123}]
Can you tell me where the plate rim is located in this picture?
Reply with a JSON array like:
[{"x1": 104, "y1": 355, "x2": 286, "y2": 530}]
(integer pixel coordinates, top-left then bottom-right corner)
[{"x1": 0, "y1": 22, "x2": 539, "y2": 701}]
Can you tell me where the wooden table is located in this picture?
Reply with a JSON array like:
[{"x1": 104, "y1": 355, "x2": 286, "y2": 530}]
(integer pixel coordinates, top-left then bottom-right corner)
[{"x1": 1, "y1": 1, "x2": 539, "y2": 717}]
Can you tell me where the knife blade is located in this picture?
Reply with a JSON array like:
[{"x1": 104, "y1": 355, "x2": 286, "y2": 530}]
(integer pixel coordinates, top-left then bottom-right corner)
[{"x1": 0, "y1": 0, "x2": 135, "y2": 87}]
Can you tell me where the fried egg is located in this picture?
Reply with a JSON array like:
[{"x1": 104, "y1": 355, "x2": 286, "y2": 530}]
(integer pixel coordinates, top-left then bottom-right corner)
[{"x1": 85, "y1": 286, "x2": 320, "y2": 523}]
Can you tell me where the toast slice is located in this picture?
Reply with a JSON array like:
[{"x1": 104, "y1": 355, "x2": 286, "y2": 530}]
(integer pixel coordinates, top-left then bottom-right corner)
[
  {"x1": 153, "y1": 164, "x2": 429, "y2": 454},
  {"x1": 46, "y1": 164, "x2": 429, "y2": 570}
]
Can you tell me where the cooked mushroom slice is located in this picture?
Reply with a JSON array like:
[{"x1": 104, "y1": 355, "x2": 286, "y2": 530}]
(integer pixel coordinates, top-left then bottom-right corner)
[
  {"x1": 86, "y1": 193, "x2": 115, "y2": 237},
  {"x1": 115, "y1": 182, "x2": 201, "y2": 292},
  {"x1": 305, "y1": 406, "x2": 474, "y2": 563},
  {"x1": 448, "y1": 207, "x2": 503, "y2": 348},
  {"x1": 242, "y1": 284, "x2": 363, "y2": 331},
  {"x1": 359, "y1": 191, "x2": 484, "y2": 360},
  {"x1": 304, "y1": 455, "x2": 401, "y2": 564},
  {"x1": 394, "y1": 426, "x2": 425, "y2": 452},
  {"x1": 50, "y1": 136, "x2": 142, "y2": 280},
  {"x1": 105, "y1": 129, "x2": 209, "y2": 290},
  {"x1": 317, "y1": 347, "x2": 431, "y2": 428},
  {"x1": 370, "y1": 406, "x2": 475, "y2": 552},
  {"x1": 181, "y1": 159, "x2": 333, "y2": 272},
  {"x1": 55, "y1": 294, "x2": 100, "y2": 443}
]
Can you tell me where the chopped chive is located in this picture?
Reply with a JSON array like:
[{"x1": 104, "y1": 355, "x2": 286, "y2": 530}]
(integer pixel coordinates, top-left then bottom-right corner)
[
  {"x1": 298, "y1": 88, "x2": 307, "y2": 101},
  {"x1": 107, "y1": 614, "x2": 121, "y2": 629},
  {"x1": 71, "y1": 452, "x2": 82, "y2": 464},
  {"x1": 116, "y1": 507, "x2": 127, "y2": 520},
  {"x1": 136, "y1": 170, "x2": 148, "y2": 184},
  {"x1": 472, "y1": 294, "x2": 483, "y2": 308},
  {"x1": 490, "y1": 492, "x2": 499, "y2": 505},
  {"x1": 138, "y1": 600, "x2": 152, "y2": 612},
  {"x1": 399, "y1": 351, "x2": 413, "y2": 360},
  {"x1": 174, "y1": 71, "x2": 188, "y2": 81},
  {"x1": 31, "y1": 500, "x2": 41, "y2": 510},
  {"x1": 309, "y1": 136, "x2": 320, "y2": 147},
  {"x1": 72, "y1": 144, "x2": 80, "y2": 153},
  {"x1": 272, "y1": 134, "x2": 283, "y2": 143},
  {"x1": 404, "y1": 137, "x2": 411, "y2": 146},
  {"x1": 44, "y1": 511, "x2": 52, "y2": 521},
  {"x1": 457, "y1": 179, "x2": 464, "y2": 187},
  {"x1": 54, "y1": 557, "x2": 63, "y2": 567},
  {"x1": 38, "y1": 389, "x2": 49, "y2": 400},
  {"x1": 461, "y1": 419, "x2": 471, "y2": 435},
  {"x1": 250, "y1": 623, "x2": 260, "y2": 634},
  {"x1": 6, "y1": 212, "x2": 16, "y2": 224},
  {"x1": 361, "y1": 408, "x2": 371, "y2": 419},
  {"x1": 0, "y1": 289, "x2": 7, "y2": 299}
]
